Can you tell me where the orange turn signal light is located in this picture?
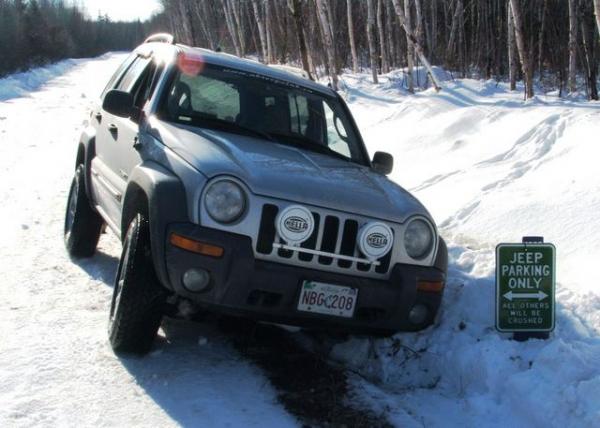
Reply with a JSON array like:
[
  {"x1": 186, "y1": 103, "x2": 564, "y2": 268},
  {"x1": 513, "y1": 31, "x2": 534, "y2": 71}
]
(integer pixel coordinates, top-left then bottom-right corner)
[
  {"x1": 170, "y1": 233, "x2": 224, "y2": 258},
  {"x1": 417, "y1": 280, "x2": 445, "y2": 293}
]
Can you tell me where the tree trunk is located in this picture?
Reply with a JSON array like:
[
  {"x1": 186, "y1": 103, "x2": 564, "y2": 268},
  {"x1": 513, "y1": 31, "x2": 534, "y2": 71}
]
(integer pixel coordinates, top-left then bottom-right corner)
[
  {"x1": 537, "y1": 0, "x2": 547, "y2": 79},
  {"x1": 377, "y1": 0, "x2": 389, "y2": 73},
  {"x1": 403, "y1": 0, "x2": 415, "y2": 92},
  {"x1": 568, "y1": 0, "x2": 577, "y2": 93},
  {"x1": 229, "y1": 0, "x2": 246, "y2": 56},
  {"x1": 391, "y1": 0, "x2": 442, "y2": 91},
  {"x1": 220, "y1": 0, "x2": 241, "y2": 56},
  {"x1": 347, "y1": 0, "x2": 359, "y2": 73},
  {"x1": 509, "y1": 0, "x2": 534, "y2": 98},
  {"x1": 265, "y1": 0, "x2": 274, "y2": 63},
  {"x1": 386, "y1": 0, "x2": 397, "y2": 67},
  {"x1": 367, "y1": 0, "x2": 379, "y2": 83},
  {"x1": 430, "y1": 0, "x2": 437, "y2": 63},
  {"x1": 581, "y1": 8, "x2": 599, "y2": 100},
  {"x1": 414, "y1": 0, "x2": 423, "y2": 46},
  {"x1": 288, "y1": 0, "x2": 313, "y2": 80},
  {"x1": 325, "y1": 0, "x2": 339, "y2": 73},
  {"x1": 315, "y1": 0, "x2": 338, "y2": 90},
  {"x1": 251, "y1": 0, "x2": 268, "y2": 62},
  {"x1": 594, "y1": 0, "x2": 600, "y2": 37},
  {"x1": 446, "y1": 0, "x2": 460, "y2": 61},
  {"x1": 507, "y1": 1, "x2": 517, "y2": 90}
]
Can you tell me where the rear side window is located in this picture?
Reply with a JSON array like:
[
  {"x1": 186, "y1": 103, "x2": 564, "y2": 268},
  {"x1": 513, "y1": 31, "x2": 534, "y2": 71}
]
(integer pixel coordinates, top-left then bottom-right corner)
[{"x1": 100, "y1": 53, "x2": 136, "y2": 98}]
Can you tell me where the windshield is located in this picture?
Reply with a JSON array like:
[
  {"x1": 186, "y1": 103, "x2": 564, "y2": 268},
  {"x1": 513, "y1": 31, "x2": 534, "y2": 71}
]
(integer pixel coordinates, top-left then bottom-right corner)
[{"x1": 158, "y1": 62, "x2": 368, "y2": 165}]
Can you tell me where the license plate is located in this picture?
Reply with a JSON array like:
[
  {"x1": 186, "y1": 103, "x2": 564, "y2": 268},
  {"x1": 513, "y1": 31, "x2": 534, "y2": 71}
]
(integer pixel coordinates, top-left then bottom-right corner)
[{"x1": 297, "y1": 281, "x2": 358, "y2": 318}]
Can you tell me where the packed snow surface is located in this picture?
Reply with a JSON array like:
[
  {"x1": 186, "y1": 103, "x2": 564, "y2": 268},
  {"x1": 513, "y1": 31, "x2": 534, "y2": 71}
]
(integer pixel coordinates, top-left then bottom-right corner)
[{"x1": 0, "y1": 54, "x2": 599, "y2": 427}]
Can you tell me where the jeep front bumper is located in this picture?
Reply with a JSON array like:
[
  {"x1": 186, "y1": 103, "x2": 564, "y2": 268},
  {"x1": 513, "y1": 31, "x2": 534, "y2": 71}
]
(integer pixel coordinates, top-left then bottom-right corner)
[{"x1": 164, "y1": 223, "x2": 447, "y2": 333}]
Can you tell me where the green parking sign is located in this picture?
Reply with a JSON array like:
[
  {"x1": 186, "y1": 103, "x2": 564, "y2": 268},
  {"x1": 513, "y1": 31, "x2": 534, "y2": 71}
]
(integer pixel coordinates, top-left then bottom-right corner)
[{"x1": 496, "y1": 243, "x2": 556, "y2": 332}]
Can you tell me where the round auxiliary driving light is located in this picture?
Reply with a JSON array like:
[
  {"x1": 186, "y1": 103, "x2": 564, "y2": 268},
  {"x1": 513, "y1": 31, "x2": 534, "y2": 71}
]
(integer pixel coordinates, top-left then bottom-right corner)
[
  {"x1": 358, "y1": 222, "x2": 394, "y2": 260},
  {"x1": 275, "y1": 205, "x2": 315, "y2": 246},
  {"x1": 408, "y1": 304, "x2": 429, "y2": 325},
  {"x1": 182, "y1": 268, "x2": 211, "y2": 293}
]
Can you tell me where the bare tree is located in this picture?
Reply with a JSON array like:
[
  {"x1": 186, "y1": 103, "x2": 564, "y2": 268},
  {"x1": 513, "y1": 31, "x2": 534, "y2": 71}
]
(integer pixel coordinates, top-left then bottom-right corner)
[
  {"x1": 288, "y1": 0, "x2": 313, "y2": 79},
  {"x1": 595, "y1": 0, "x2": 600, "y2": 37},
  {"x1": 220, "y1": 0, "x2": 241, "y2": 56},
  {"x1": 367, "y1": 0, "x2": 379, "y2": 83},
  {"x1": 537, "y1": 0, "x2": 547, "y2": 78},
  {"x1": 507, "y1": 1, "x2": 517, "y2": 90},
  {"x1": 509, "y1": 0, "x2": 534, "y2": 98},
  {"x1": 229, "y1": 0, "x2": 246, "y2": 56},
  {"x1": 251, "y1": 0, "x2": 268, "y2": 62},
  {"x1": 391, "y1": 0, "x2": 442, "y2": 91},
  {"x1": 581, "y1": 1, "x2": 599, "y2": 100},
  {"x1": 347, "y1": 0, "x2": 359, "y2": 73},
  {"x1": 386, "y1": 0, "x2": 397, "y2": 67},
  {"x1": 568, "y1": 0, "x2": 577, "y2": 93},
  {"x1": 315, "y1": 0, "x2": 338, "y2": 90},
  {"x1": 377, "y1": 0, "x2": 389, "y2": 73},
  {"x1": 404, "y1": 0, "x2": 415, "y2": 92}
]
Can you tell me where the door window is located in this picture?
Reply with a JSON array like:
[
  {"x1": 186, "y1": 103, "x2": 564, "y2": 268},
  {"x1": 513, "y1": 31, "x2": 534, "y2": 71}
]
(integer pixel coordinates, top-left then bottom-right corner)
[
  {"x1": 116, "y1": 56, "x2": 152, "y2": 93},
  {"x1": 100, "y1": 53, "x2": 136, "y2": 99}
]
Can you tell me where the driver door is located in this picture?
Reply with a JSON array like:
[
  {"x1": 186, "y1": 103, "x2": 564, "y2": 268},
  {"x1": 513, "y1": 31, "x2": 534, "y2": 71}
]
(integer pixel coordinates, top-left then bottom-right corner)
[{"x1": 92, "y1": 55, "x2": 156, "y2": 232}]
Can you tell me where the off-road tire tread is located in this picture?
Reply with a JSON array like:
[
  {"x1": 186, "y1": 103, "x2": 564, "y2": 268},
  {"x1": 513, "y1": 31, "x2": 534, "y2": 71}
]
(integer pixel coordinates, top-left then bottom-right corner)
[
  {"x1": 64, "y1": 165, "x2": 103, "y2": 257},
  {"x1": 109, "y1": 214, "x2": 165, "y2": 355}
]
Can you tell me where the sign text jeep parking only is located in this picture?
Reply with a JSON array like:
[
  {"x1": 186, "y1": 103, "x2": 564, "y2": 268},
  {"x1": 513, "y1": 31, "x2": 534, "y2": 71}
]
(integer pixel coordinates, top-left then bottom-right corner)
[{"x1": 496, "y1": 243, "x2": 556, "y2": 332}]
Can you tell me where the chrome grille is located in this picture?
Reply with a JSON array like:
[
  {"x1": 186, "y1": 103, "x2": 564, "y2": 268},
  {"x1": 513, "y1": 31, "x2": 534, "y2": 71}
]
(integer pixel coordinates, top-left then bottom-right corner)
[{"x1": 255, "y1": 203, "x2": 394, "y2": 278}]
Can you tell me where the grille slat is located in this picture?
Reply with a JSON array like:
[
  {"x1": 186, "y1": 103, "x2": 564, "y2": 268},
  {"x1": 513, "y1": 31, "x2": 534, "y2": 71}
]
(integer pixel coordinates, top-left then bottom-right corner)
[
  {"x1": 318, "y1": 216, "x2": 339, "y2": 265},
  {"x1": 298, "y1": 212, "x2": 320, "y2": 262}
]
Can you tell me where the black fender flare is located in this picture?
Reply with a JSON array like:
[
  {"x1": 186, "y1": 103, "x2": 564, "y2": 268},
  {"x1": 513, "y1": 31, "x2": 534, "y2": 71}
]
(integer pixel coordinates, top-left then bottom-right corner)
[
  {"x1": 76, "y1": 127, "x2": 96, "y2": 202},
  {"x1": 434, "y1": 237, "x2": 448, "y2": 274},
  {"x1": 121, "y1": 162, "x2": 189, "y2": 291}
]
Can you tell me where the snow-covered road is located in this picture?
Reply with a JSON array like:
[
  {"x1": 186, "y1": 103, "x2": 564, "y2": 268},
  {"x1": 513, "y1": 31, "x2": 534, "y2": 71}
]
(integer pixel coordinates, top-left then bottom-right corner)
[
  {"x1": 1, "y1": 53, "x2": 599, "y2": 427},
  {"x1": 0, "y1": 54, "x2": 296, "y2": 428}
]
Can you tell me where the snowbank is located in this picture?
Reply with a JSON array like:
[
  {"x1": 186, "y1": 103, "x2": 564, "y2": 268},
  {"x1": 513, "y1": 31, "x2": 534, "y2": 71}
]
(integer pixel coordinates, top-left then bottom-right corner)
[
  {"x1": 0, "y1": 53, "x2": 119, "y2": 101},
  {"x1": 331, "y1": 72, "x2": 600, "y2": 427}
]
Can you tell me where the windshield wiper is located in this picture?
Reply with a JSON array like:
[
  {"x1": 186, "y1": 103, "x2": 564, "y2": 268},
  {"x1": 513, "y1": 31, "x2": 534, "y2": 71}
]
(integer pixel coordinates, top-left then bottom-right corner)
[{"x1": 268, "y1": 132, "x2": 352, "y2": 163}]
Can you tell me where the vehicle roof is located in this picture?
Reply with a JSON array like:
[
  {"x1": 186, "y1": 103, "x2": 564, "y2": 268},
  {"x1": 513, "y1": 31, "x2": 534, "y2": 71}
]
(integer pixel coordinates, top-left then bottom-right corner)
[{"x1": 149, "y1": 43, "x2": 335, "y2": 97}]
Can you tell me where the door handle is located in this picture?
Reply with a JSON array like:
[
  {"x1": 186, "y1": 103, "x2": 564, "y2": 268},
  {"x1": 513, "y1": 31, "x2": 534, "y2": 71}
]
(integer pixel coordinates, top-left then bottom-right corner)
[
  {"x1": 95, "y1": 112, "x2": 102, "y2": 122},
  {"x1": 108, "y1": 124, "x2": 118, "y2": 135}
]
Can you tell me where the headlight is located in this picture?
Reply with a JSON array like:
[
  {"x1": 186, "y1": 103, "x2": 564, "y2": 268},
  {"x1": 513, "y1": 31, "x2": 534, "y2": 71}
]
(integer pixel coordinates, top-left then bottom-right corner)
[
  {"x1": 204, "y1": 180, "x2": 246, "y2": 223},
  {"x1": 404, "y1": 219, "x2": 433, "y2": 259}
]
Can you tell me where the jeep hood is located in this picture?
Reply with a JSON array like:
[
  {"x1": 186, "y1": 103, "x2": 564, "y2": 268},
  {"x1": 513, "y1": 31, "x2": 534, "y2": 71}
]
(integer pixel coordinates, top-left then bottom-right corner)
[{"x1": 154, "y1": 122, "x2": 432, "y2": 224}]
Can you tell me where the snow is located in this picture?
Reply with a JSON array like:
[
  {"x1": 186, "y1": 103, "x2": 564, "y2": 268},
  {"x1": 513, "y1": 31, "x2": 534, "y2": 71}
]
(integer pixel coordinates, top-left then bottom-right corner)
[
  {"x1": 331, "y1": 72, "x2": 600, "y2": 427},
  {"x1": 1, "y1": 54, "x2": 599, "y2": 427}
]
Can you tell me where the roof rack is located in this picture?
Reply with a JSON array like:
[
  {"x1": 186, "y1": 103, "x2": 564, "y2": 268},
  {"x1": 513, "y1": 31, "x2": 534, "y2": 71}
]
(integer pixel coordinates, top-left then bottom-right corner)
[{"x1": 144, "y1": 33, "x2": 175, "y2": 44}]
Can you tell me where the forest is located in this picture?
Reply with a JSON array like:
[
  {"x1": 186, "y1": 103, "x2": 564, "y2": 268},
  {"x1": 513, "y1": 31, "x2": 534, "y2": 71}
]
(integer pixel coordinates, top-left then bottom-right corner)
[
  {"x1": 153, "y1": 0, "x2": 600, "y2": 100},
  {"x1": 0, "y1": 0, "x2": 146, "y2": 77},
  {"x1": 2, "y1": 1, "x2": 600, "y2": 101}
]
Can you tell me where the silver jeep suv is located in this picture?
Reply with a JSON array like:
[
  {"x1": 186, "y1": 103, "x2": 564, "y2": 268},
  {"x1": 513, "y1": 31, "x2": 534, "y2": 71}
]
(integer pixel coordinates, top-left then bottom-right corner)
[{"x1": 64, "y1": 34, "x2": 448, "y2": 354}]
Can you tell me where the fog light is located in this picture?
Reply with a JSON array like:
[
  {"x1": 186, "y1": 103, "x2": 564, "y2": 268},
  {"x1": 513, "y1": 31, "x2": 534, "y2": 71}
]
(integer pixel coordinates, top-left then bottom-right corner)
[
  {"x1": 182, "y1": 268, "x2": 211, "y2": 292},
  {"x1": 408, "y1": 304, "x2": 429, "y2": 325}
]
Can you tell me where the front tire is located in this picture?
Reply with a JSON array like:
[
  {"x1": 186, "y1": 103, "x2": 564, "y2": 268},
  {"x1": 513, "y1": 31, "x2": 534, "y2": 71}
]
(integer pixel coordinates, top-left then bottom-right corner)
[
  {"x1": 64, "y1": 165, "x2": 103, "y2": 257},
  {"x1": 108, "y1": 214, "x2": 166, "y2": 354}
]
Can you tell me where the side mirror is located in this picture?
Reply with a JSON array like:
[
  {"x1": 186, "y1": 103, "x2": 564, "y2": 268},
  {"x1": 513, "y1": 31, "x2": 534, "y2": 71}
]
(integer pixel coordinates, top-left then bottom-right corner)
[
  {"x1": 102, "y1": 89, "x2": 134, "y2": 118},
  {"x1": 372, "y1": 151, "x2": 393, "y2": 175}
]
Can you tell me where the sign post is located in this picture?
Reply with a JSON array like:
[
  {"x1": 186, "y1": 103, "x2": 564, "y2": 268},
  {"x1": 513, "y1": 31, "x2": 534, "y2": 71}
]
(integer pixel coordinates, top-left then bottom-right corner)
[{"x1": 496, "y1": 237, "x2": 555, "y2": 341}]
